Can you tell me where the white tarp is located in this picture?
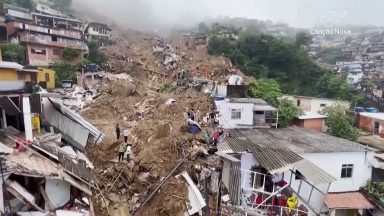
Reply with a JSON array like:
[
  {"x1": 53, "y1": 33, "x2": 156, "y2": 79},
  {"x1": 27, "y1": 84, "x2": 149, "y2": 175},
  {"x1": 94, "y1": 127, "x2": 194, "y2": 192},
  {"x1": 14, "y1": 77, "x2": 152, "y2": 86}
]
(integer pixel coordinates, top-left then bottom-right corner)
[
  {"x1": 45, "y1": 179, "x2": 70, "y2": 208},
  {"x1": 56, "y1": 210, "x2": 87, "y2": 216},
  {"x1": 17, "y1": 212, "x2": 49, "y2": 216}
]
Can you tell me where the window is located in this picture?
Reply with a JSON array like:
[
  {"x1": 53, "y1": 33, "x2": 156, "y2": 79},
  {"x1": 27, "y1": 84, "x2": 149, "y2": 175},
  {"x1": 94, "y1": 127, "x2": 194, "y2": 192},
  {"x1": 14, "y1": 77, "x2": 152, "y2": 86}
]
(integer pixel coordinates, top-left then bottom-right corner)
[
  {"x1": 297, "y1": 99, "x2": 301, "y2": 106},
  {"x1": 52, "y1": 36, "x2": 58, "y2": 42},
  {"x1": 341, "y1": 164, "x2": 353, "y2": 178},
  {"x1": 31, "y1": 49, "x2": 46, "y2": 55},
  {"x1": 320, "y1": 103, "x2": 327, "y2": 107},
  {"x1": 231, "y1": 109, "x2": 241, "y2": 120},
  {"x1": 255, "y1": 111, "x2": 264, "y2": 115},
  {"x1": 45, "y1": 73, "x2": 50, "y2": 82},
  {"x1": 53, "y1": 49, "x2": 61, "y2": 55}
]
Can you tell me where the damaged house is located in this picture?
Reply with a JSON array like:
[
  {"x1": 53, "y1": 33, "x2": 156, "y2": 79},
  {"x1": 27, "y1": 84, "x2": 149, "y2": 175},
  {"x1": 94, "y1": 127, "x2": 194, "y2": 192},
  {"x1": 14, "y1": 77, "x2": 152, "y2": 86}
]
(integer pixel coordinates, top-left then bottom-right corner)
[
  {"x1": 217, "y1": 127, "x2": 378, "y2": 216},
  {"x1": 85, "y1": 22, "x2": 112, "y2": 42},
  {"x1": 0, "y1": 90, "x2": 104, "y2": 215}
]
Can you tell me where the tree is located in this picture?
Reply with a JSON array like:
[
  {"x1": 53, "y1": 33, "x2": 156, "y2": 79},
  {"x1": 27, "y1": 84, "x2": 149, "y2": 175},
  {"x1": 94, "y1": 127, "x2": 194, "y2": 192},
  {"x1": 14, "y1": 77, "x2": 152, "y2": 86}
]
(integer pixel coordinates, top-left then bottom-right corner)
[
  {"x1": 295, "y1": 32, "x2": 312, "y2": 48},
  {"x1": 52, "y1": 63, "x2": 78, "y2": 87},
  {"x1": 63, "y1": 48, "x2": 80, "y2": 61},
  {"x1": 52, "y1": 0, "x2": 72, "y2": 11},
  {"x1": 277, "y1": 98, "x2": 303, "y2": 127},
  {"x1": 198, "y1": 22, "x2": 210, "y2": 35},
  {"x1": 318, "y1": 47, "x2": 344, "y2": 64},
  {"x1": 321, "y1": 104, "x2": 360, "y2": 141},
  {"x1": 1, "y1": 43, "x2": 25, "y2": 64},
  {"x1": 207, "y1": 36, "x2": 234, "y2": 56},
  {"x1": 248, "y1": 80, "x2": 302, "y2": 127},
  {"x1": 87, "y1": 41, "x2": 107, "y2": 65},
  {"x1": 248, "y1": 80, "x2": 282, "y2": 105}
]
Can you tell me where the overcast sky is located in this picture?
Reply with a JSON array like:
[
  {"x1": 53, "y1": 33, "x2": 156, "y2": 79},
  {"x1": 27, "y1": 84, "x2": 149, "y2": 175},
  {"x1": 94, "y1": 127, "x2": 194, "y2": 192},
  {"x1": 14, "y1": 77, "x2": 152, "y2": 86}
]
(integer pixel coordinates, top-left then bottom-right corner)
[{"x1": 73, "y1": 0, "x2": 384, "y2": 30}]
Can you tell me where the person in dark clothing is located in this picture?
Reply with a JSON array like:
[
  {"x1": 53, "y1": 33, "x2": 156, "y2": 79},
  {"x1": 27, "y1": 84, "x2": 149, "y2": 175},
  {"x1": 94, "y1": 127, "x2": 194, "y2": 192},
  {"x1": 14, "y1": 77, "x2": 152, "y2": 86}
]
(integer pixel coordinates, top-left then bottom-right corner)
[
  {"x1": 190, "y1": 109, "x2": 195, "y2": 121},
  {"x1": 116, "y1": 124, "x2": 121, "y2": 140}
]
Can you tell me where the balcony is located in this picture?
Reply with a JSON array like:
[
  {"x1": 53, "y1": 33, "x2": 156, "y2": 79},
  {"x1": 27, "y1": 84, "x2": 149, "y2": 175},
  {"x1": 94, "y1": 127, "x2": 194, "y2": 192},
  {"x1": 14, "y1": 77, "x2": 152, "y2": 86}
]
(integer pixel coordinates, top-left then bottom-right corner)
[{"x1": 19, "y1": 32, "x2": 85, "y2": 50}]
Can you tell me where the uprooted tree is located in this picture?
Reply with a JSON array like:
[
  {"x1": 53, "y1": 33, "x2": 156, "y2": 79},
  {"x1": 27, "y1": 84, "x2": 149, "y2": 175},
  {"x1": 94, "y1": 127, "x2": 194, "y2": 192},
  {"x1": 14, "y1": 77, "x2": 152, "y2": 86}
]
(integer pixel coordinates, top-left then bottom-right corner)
[{"x1": 321, "y1": 103, "x2": 360, "y2": 141}]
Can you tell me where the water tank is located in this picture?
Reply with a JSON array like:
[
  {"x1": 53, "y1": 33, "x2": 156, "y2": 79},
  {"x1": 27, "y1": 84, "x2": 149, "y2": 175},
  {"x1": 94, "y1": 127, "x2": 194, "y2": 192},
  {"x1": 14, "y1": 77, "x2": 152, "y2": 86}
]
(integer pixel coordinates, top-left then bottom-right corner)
[
  {"x1": 366, "y1": 107, "x2": 378, "y2": 113},
  {"x1": 354, "y1": 107, "x2": 365, "y2": 113}
]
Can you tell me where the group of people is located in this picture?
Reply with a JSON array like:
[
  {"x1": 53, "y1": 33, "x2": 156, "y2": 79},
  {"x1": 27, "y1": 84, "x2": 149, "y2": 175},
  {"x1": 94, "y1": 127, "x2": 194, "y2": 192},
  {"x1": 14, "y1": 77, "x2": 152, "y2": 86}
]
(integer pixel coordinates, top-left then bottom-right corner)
[
  {"x1": 204, "y1": 127, "x2": 225, "y2": 146},
  {"x1": 116, "y1": 124, "x2": 132, "y2": 162},
  {"x1": 184, "y1": 108, "x2": 200, "y2": 122}
]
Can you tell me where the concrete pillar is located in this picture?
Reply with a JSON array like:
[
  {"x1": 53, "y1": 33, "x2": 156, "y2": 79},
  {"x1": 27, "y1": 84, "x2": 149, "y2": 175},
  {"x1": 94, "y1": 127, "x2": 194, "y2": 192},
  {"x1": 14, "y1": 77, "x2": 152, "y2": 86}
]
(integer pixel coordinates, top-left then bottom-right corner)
[
  {"x1": 1, "y1": 109, "x2": 6, "y2": 129},
  {"x1": 22, "y1": 97, "x2": 33, "y2": 141}
]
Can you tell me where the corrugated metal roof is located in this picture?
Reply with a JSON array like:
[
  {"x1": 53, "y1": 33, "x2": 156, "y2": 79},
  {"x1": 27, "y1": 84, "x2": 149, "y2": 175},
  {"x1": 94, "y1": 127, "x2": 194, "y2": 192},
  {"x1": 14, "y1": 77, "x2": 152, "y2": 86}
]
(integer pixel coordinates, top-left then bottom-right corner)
[
  {"x1": 182, "y1": 171, "x2": 206, "y2": 215},
  {"x1": 233, "y1": 127, "x2": 366, "y2": 153},
  {"x1": 325, "y1": 192, "x2": 375, "y2": 209},
  {"x1": 47, "y1": 98, "x2": 104, "y2": 145},
  {"x1": 293, "y1": 159, "x2": 336, "y2": 185},
  {"x1": 0, "y1": 142, "x2": 13, "y2": 154},
  {"x1": 42, "y1": 98, "x2": 93, "y2": 150},
  {"x1": 8, "y1": 9, "x2": 32, "y2": 20},
  {"x1": 253, "y1": 104, "x2": 277, "y2": 111}
]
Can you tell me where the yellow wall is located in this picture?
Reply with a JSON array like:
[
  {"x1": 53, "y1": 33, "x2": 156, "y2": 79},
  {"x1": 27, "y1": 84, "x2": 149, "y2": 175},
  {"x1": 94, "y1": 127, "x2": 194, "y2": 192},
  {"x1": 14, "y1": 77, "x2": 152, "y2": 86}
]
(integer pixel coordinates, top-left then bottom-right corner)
[
  {"x1": 0, "y1": 68, "x2": 18, "y2": 81},
  {"x1": 37, "y1": 68, "x2": 55, "y2": 89}
]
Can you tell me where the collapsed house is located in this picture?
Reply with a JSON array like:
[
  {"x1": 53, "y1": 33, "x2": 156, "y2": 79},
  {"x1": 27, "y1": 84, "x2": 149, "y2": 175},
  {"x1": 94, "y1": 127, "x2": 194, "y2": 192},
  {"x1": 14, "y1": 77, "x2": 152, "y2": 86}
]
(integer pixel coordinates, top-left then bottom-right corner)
[{"x1": 0, "y1": 92, "x2": 104, "y2": 216}]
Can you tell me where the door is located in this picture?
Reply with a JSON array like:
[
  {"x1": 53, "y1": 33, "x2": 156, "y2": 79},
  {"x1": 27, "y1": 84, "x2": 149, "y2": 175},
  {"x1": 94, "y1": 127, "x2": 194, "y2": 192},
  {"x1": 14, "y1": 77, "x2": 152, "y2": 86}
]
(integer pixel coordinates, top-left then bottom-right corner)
[{"x1": 374, "y1": 121, "x2": 380, "y2": 135}]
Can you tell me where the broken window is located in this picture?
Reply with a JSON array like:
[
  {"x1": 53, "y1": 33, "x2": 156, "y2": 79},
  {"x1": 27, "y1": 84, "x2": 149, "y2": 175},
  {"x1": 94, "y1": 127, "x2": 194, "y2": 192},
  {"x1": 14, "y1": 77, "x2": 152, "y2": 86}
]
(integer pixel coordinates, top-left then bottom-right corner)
[
  {"x1": 231, "y1": 109, "x2": 241, "y2": 120},
  {"x1": 341, "y1": 164, "x2": 353, "y2": 178}
]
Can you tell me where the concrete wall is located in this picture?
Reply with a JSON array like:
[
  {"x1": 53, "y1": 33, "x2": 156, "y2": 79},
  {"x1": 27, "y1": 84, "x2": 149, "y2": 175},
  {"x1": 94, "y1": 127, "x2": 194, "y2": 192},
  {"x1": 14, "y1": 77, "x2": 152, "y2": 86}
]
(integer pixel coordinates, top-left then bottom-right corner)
[
  {"x1": 302, "y1": 152, "x2": 373, "y2": 192},
  {"x1": 215, "y1": 101, "x2": 254, "y2": 129},
  {"x1": 37, "y1": 68, "x2": 55, "y2": 89},
  {"x1": 0, "y1": 68, "x2": 19, "y2": 80},
  {"x1": 284, "y1": 95, "x2": 351, "y2": 113}
]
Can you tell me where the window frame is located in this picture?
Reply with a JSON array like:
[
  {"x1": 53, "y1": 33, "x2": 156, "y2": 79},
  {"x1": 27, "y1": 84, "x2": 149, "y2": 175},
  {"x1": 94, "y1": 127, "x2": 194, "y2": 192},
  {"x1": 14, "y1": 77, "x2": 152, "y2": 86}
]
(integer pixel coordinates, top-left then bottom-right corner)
[
  {"x1": 341, "y1": 164, "x2": 354, "y2": 178},
  {"x1": 231, "y1": 108, "x2": 242, "y2": 120}
]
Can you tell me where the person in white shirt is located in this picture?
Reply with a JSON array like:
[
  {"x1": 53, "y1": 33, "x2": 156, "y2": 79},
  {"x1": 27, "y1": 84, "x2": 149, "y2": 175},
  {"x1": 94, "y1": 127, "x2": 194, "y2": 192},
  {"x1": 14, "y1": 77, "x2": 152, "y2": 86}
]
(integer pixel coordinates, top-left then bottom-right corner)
[
  {"x1": 125, "y1": 144, "x2": 132, "y2": 162},
  {"x1": 123, "y1": 128, "x2": 129, "y2": 143}
]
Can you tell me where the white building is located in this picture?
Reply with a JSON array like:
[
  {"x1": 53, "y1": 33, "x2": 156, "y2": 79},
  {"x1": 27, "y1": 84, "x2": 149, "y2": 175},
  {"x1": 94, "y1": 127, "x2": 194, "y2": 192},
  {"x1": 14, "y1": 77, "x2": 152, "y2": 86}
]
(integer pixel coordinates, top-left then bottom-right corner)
[
  {"x1": 214, "y1": 98, "x2": 278, "y2": 129},
  {"x1": 217, "y1": 127, "x2": 377, "y2": 216},
  {"x1": 85, "y1": 22, "x2": 112, "y2": 42},
  {"x1": 283, "y1": 95, "x2": 351, "y2": 114}
]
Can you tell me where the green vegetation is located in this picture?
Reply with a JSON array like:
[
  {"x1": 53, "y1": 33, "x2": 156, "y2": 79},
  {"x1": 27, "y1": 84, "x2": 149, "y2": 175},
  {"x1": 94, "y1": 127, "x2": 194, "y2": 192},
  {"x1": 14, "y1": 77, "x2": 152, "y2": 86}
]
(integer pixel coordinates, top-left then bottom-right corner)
[
  {"x1": 63, "y1": 48, "x2": 80, "y2": 61},
  {"x1": 321, "y1": 103, "x2": 360, "y2": 141},
  {"x1": 0, "y1": 0, "x2": 34, "y2": 9},
  {"x1": 87, "y1": 41, "x2": 107, "y2": 66},
  {"x1": 51, "y1": 63, "x2": 78, "y2": 87},
  {"x1": 52, "y1": 0, "x2": 72, "y2": 11},
  {"x1": 318, "y1": 47, "x2": 344, "y2": 64},
  {"x1": 248, "y1": 79, "x2": 303, "y2": 127},
  {"x1": 207, "y1": 33, "x2": 358, "y2": 101},
  {"x1": 1, "y1": 43, "x2": 26, "y2": 64},
  {"x1": 366, "y1": 180, "x2": 384, "y2": 204}
]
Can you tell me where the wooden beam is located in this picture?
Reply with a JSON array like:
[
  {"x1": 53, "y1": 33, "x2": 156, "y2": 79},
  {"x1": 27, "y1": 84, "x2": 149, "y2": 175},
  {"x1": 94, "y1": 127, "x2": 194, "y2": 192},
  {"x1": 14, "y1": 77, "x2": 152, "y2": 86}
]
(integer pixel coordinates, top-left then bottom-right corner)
[{"x1": 39, "y1": 185, "x2": 54, "y2": 211}]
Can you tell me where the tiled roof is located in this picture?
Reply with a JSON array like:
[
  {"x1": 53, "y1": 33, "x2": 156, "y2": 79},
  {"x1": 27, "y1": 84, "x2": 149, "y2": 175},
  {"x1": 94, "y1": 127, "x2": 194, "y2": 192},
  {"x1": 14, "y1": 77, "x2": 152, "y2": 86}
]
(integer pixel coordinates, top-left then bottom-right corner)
[{"x1": 325, "y1": 192, "x2": 375, "y2": 209}]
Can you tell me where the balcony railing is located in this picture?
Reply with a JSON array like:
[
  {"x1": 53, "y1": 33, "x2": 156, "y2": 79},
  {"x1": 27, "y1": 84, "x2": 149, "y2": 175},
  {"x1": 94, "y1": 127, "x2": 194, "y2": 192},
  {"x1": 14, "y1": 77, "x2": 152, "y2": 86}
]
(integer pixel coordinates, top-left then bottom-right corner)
[
  {"x1": 9, "y1": 22, "x2": 82, "y2": 40},
  {"x1": 19, "y1": 33, "x2": 84, "y2": 49}
]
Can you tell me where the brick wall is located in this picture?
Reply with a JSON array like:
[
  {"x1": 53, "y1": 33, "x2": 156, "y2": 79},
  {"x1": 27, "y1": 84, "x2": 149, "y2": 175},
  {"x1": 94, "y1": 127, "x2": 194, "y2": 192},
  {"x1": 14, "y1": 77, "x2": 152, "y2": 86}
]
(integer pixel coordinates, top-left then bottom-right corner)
[
  {"x1": 303, "y1": 118, "x2": 325, "y2": 132},
  {"x1": 359, "y1": 115, "x2": 374, "y2": 133}
]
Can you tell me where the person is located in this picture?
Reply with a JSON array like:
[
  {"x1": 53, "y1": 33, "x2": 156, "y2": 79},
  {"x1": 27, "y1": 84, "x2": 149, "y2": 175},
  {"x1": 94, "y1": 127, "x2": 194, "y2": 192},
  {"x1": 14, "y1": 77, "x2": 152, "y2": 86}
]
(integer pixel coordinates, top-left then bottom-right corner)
[
  {"x1": 190, "y1": 109, "x2": 195, "y2": 121},
  {"x1": 125, "y1": 144, "x2": 132, "y2": 162},
  {"x1": 209, "y1": 110, "x2": 216, "y2": 126},
  {"x1": 204, "y1": 130, "x2": 211, "y2": 144},
  {"x1": 123, "y1": 128, "x2": 129, "y2": 143},
  {"x1": 116, "y1": 124, "x2": 121, "y2": 140},
  {"x1": 118, "y1": 141, "x2": 126, "y2": 162}
]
